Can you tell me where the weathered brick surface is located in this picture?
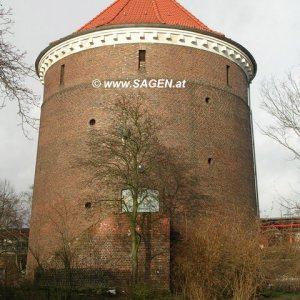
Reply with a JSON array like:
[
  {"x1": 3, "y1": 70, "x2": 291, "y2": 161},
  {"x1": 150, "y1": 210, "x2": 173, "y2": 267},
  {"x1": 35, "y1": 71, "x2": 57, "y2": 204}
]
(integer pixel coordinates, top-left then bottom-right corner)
[
  {"x1": 34, "y1": 214, "x2": 169, "y2": 288},
  {"x1": 28, "y1": 42, "x2": 257, "y2": 288}
]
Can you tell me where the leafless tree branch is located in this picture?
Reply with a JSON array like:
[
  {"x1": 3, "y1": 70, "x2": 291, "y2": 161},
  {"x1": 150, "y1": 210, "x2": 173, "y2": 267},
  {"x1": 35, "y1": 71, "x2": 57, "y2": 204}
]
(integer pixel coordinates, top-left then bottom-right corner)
[
  {"x1": 0, "y1": 5, "x2": 40, "y2": 136},
  {"x1": 260, "y1": 72, "x2": 300, "y2": 160},
  {"x1": 261, "y1": 72, "x2": 300, "y2": 215}
]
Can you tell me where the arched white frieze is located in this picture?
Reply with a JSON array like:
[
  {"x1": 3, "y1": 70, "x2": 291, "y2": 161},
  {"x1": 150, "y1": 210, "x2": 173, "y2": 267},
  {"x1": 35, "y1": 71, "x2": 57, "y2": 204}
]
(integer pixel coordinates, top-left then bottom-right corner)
[{"x1": 37, "y1": 27, "x2": 255, "y2": 84}]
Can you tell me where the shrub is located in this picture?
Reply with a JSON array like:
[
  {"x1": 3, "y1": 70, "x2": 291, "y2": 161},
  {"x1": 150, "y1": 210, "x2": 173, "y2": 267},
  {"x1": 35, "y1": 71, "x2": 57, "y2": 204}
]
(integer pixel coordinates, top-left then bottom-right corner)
[{"x1": 175, "y1": 200, "x2": 264, "y2": 300}]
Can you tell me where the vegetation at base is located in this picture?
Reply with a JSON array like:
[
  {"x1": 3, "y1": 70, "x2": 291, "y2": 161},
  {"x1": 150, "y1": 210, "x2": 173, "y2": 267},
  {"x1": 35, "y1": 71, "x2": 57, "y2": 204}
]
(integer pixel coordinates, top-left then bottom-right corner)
[
  {"x1": 3, "y1": 284, "x2": 300, "y2": 300},
  {"x1": 0, "y1": 285, "x2": 180, "y2": 300},
  {"x1": 175, "y1": 200, "x2": 263, "y2": 300},
  {"x1": 128, "y1": 284, "x2": 182, "y2": 300},
  {"x1": 260, "y1": 290, "x2": 300, "y2": 299}
]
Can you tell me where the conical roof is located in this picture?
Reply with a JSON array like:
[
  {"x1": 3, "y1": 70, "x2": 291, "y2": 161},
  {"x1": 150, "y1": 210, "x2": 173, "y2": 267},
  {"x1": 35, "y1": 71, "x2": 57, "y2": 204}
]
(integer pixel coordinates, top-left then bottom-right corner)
[{"x1": 78, "y1": 0, "x2": 223, "y2": 36}]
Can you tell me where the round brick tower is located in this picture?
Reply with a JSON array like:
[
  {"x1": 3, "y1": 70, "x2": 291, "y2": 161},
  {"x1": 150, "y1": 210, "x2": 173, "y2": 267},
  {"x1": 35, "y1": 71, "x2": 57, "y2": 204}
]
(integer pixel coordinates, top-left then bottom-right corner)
[{"x1": 27, "y1": 0, "x2": 257, "y2": 288}]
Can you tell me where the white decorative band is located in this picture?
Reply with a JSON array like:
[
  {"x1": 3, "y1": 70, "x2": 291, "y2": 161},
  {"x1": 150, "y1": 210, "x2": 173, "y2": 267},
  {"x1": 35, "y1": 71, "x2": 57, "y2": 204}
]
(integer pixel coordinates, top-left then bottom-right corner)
[{"x1": 38, "y1": 27, "x2": 255, "y2": 84}]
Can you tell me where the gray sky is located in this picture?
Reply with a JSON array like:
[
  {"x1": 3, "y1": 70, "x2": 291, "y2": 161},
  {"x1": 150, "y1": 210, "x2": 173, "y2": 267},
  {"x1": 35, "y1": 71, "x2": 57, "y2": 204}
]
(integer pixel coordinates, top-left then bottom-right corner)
[{"x1": 1, "y1": 0, "x2": 300, "y2": 217}]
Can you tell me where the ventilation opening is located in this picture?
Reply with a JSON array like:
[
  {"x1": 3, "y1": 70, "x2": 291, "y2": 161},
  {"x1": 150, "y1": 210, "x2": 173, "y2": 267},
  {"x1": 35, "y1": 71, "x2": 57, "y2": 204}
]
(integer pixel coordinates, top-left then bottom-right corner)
[
  {"x1": 85, "y1": 202, "x2": 92, "y2": 209},
  {"x1": 208, "y1": 158, "x2": 213, "y2": 165},
  {"x1": 139, "y1": 50, "x2": 146, "y2": 70},
  {"x1": 89, "y1": 119, "x2": 96, "y2": 126},
  {"x1": 60, "y1": 64, "x2": 65, "y2": 86},
  {"x1": 205, "y1": 97, "x2": 210, "y2": 104},
  {"x1": 226, "y1": 65, "x2": 230, "y2": 87}
]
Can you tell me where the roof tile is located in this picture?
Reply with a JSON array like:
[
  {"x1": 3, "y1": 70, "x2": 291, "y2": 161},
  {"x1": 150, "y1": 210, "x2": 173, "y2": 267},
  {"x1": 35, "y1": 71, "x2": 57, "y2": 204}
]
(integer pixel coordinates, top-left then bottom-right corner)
[{"x1": 78, "y1": 0, "x2": 223, "y2": 36}]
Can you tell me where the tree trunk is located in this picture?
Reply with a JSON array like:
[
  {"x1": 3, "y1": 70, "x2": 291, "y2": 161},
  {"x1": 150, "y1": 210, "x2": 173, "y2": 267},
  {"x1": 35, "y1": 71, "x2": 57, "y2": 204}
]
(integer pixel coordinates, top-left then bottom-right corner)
[{"x1": 130, "y1": 219, "x2": 139, "y2": 284}]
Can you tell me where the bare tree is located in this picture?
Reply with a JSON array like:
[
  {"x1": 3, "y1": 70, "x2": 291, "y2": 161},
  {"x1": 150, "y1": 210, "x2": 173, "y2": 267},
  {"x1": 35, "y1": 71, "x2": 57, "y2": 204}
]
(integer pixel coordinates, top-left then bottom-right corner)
[
  {"x1": 48, "y1": 200, "x2": 76, "y2": 295},
  {"x1": 0, "y1": 179, "x2": 23, "y2": 230},
  {"x1": 0, "y1": 5, "x2": 39, "y2": 134},
  {"x1": 19, "y1": 185, "x2": 32, "y2": 227},
  {"x1": 261, "y1": 72, "x2": 300, "y2": 213},
  {"x1": 0, "y1": 180, "x2": 30, "y2": 283},
  {"x1": 278, "y1": 194, "x2": 300, "y2": 218},
  {"x1": 261, "y1": 72, "x2": 300, "y2": 160},
  {"x1": 29, "y1": 199, "x2": 77, "y2": 290},
  {"x1": 83, "y1": 95, "x2": 172, "y2": 284}
]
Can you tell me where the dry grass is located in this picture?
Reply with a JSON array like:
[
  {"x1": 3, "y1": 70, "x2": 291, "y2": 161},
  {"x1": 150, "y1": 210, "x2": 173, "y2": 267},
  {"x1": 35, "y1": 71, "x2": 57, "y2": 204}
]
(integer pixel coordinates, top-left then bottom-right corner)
[{"x1": 175, "y1": 200, "x2": 264, "y2": 300}]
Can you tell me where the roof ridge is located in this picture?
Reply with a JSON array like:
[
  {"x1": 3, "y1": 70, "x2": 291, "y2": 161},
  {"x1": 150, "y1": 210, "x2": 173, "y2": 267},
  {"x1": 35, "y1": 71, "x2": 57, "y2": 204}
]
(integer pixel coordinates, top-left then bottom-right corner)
[
  {"x1": 170, "y1": 0, "x2": 222, "y2": 35},
  {"x1": 78, "y1": 0, "x2": 129, "y2": 31},
  {"x1": 105, "y1": 0, "x2": 131, "y2": 26},
  {"x1": 170, "y1": 0, "x2": 207, "y2": 27},
  {"x1": 77, "y1": 0, "x2": 223, "y2": 36},
  {"x1": 151, "y1": 0, "x2": 166, "y2": 24}
]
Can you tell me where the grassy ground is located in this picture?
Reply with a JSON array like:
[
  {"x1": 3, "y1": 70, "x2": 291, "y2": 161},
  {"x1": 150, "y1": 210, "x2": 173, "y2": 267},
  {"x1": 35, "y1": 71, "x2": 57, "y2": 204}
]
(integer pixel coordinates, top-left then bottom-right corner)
[
  {"x1": 3, "y1": 287, "x2": 300, "y2": 299},
  {"x1": 259, "y1": 291, "x2": 300, "y2": 299},
  {"x1": 0, "y1": 286, "x2": 184, "y2": 300}
]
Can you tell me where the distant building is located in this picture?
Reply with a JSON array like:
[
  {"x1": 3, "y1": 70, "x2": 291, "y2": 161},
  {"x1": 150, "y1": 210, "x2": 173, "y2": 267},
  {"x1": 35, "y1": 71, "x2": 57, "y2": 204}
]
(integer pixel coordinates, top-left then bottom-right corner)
[
  {"x1": 262, "y1": 218, "x2": 300, "y2": 245},
  {"x1": 0, "y1": 228, "x2": 29, "y2": 285},
  {"x1": 28, "y1": 0, "x2": 257, "y2": 288}
]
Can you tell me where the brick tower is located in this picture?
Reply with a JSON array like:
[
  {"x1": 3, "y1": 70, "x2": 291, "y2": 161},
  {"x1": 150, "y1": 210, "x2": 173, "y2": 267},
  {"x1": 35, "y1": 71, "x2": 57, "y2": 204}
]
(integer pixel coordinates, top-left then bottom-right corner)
[{"x1": 28, "y1": 0, "x2": 257, "y2": 288}]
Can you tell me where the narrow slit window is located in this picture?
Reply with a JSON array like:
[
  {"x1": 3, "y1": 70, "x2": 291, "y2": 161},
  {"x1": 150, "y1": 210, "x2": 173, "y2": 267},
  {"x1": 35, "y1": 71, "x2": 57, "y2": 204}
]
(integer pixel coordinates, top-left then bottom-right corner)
[
  {"x1": 139, "y1": 50, "x2": 146, "y2": 70},
  {"x1": 226, "y1": 65, "x2": 230, "y2": 87},
  {"x1": 60, "y1": 64, "x2": 65, "y2": 86}
]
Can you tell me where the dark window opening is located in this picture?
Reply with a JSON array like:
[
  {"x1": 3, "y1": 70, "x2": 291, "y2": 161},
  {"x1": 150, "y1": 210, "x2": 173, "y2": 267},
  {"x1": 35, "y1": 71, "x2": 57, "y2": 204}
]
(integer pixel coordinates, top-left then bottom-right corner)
[
  {"x1": 85, "y1": 202, "x2": 92, "y2": 209},
  {"x1": 170, "y1": 229, "x2": 181, "y2": 243},
  {"x1": 208, "y1": 158, "x2": 213, "y2": 165},
  {"x1": 205, "y1": 97, "x2": 210, "y2": 104},
  {"x1": 226, "y1": 65, "x2": 230, "y2": 87},
  {"x1": 89, "y1": 119, "x2": 96, "y2": 126},
  {"x1": 139, "y1": 50, "x2": 146, "y2": 70},
  {"x1": 60, "y1": 64, "x2": 65, "y2": 86}
]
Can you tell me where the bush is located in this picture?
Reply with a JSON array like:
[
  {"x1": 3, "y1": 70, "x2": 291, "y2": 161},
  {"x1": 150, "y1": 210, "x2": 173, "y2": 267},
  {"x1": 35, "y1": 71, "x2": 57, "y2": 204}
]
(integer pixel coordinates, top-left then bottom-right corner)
[
  {"x1": 262, "y1": 230, "x2": 300, "y2": 292},
  {"x1": 175, "y1": 200, "x2": 264, "y2": 300}
]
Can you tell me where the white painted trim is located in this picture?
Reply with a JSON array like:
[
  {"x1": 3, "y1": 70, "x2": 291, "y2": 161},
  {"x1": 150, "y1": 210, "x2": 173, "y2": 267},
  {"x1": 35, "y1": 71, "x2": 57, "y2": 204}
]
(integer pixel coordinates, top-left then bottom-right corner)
[{"x1": 37, "y1": 27, "x2": 255, "y2": 84}]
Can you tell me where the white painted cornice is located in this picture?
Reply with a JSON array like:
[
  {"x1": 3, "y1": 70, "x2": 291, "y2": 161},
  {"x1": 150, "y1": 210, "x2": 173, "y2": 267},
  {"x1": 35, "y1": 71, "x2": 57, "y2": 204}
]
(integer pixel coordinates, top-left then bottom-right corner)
[{"x1": 37, "y1": 27, "x2": 255, "y2": 84}]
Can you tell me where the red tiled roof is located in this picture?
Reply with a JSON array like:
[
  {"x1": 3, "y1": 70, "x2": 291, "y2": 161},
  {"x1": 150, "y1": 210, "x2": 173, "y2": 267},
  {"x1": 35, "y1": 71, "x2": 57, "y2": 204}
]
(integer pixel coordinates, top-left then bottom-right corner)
[{"x1": 78, "y1": 0, "x2": 223, "y2": 36}]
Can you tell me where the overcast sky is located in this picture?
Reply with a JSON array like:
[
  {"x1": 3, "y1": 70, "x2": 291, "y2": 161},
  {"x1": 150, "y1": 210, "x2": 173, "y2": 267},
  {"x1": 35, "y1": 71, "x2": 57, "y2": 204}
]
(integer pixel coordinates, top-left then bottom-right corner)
[{"x1": 1, "y1": 0, "x2": 300, "y2": 218}]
